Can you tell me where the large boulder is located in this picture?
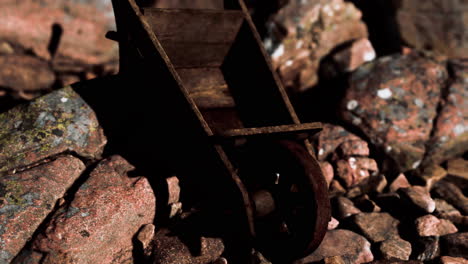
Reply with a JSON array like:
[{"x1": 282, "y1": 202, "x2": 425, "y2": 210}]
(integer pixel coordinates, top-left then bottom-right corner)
[
  {"x1": 340, "y1": 52, "x2": 448, "y2": 172},
  {"x1": 0, "y1": 86, "x2": 107, "y2": 174},
  {"x1": 0, "y1": 156, "x2": 85, "y2": 263},
  {"x1": 396, "y1": 0, "x2": 468, "y2": 59},
  {"x1": 14, "y1": 156, "x2": 156, "y2": 264},
  {"x1": 0, "y1": 0, "x2": 117, "y2": 65}
]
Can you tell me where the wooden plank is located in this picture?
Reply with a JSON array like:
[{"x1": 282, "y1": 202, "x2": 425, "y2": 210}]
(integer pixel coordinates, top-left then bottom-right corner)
[
  {"x1": 143, "y1": 8, "x2": 244, "y2": 68},
  {"x1": 177, "y1": 68, "x2": 235, "y2": 108}
]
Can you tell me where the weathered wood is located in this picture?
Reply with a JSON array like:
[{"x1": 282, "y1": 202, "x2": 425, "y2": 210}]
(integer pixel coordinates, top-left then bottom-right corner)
[
  {"x1": 177, "y1": 68, "x2": 235, "y2": 108},
  {"x1": 217, "y1": 122, "x2": 322, "y2": 138},
  {"x1": 143, "y1": 8, "x2": 244, "y2": 68}
]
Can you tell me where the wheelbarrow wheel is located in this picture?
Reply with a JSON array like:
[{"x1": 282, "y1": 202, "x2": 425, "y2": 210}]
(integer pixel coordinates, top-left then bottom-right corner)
[{"x1": 237, "y1": 140, "x2": 330, "y2": 262}]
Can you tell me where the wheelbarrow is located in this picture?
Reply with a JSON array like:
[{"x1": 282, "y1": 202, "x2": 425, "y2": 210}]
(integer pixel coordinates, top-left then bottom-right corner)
[{"x1": 107, "y1": 0, "x2": 331, "y2": 262}]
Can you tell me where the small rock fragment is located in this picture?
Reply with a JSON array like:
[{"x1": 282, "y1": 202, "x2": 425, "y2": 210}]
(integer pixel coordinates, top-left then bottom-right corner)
[
  {"x1": 337, "y1": 140, "x2": 370, "y2": 157},
  {"x1": 440, "y1": 232, "x2": 468, "y2": 258},
  {"x1": 415, "y1": 215, "x2": 458, "y2": 237},
  {"x1": 433, "y1": 181, "x2": 468, "y2": 215},
  {"x1": 379, "y1": 237, "x2": 412, "y2": 260},
  {"x1": 336, "y1": 157, "x2": 378, "y2": 187},
  {"x1": 136, "y1": 224, "x2": 155, "y2": 257},
  {"x1": 295, "y1": 229, "x2": 373, "y2": 264},
  {"x1": 398, "y1": 186, "x2": 436, "y2": 213},
  {"x1": 153, "y1": 228, "x2": 225, "y2": 264},
  {"x1": 333, "y1": 196, "x2": 361, "y2": 219},
  {"x1": 389, "y1": 174, "x2": 411, "y2": 192},
  {"x1": 414, "y1": 236, "x2": 441, "y2": 261},
  {"x1": 417, "y1": 164, "x2": 447, "y2": 190},
  {"x1": 352, "y1": 212, "x2": 400, "y2": 243},
  {"x1": 320, "y1": 161, "x2": 334, "y2": 187},
  {"x1": 439, "y1": 256, "x2": 468, "y2": 264},
  {"x1": 328, "y1": 217, "x2": 340, "y2": 230}
]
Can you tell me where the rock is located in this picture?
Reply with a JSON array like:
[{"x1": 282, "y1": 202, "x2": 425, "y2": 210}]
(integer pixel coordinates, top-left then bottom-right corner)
[
  {"x1": 266, "y1": 0, "x2": 368, "y2": 91},
  {"x1": 167, "y1": 176, "x2": 181, "y2": 204},
  {"x1": 389, "y1": 174, "x2": 411, "y2": 193},
  {"x1": 328, "y1": 217, "x2": 339, "y2": 230},
  {"x1": 136, "y1": 224, "x2": 155, "y2": 258},
  {"x1": 0, "y1": 55, "x2": 55, "y2": 92},
  {"x1": 361, "y1": 174, "x2": 388, "y2": 194},
  {"x1": 152, "y1": 228, "x2": 225, "y2": 264},
  {"x1": 352, "y1": 212, "x2": 399, "y2": 243},
  {"x1": 416, "y1": 165, "x2": 447, "y2": 190},
  {"x1": 415, "y1": 215, "x2": 458, "y2": 237},
  {"x1": 0, "y1": 156, "x2": 85, "y2": 263},
  {"x1": 439, "y1": 256, "x2": 468, "y2": 264},
  {"x1": 320, "y1": 161, "x2": 334, "y2": 187},
  {"x1": 337, "y1": 140, "x2": 370, "y2": 158},
  {"x1": 414, "y1": 236, "x2": 440, "y2": 261},
  {"x1": 336, "y1": 157, "x2": 378, "y2": 187},
  {"x1": 16, "y1": 156, "x2": 155, "y2": 264},
  {"x1": 329, "y1": 180, "x2": 346, "y2": 197},
  {"x1": 446, "y1": 158, "x2": 468, "y2": 188},
  {"x1": 314, "y1": 124, "x2": 361, "y2": 162},
  {"x1": 332, "y1": 196, "x2": 361, "y2": 219},
  {"x1": 432, "y1": 181, "x2": 468, "y2": 215},
  {"x1": 0, "y1": 42, "x2": 14, "y2": 55},
  {"x1": 213, "y1": 258, "x2": 229, "y2": 264},
  {"x1": 354, "y1": 195, "x2": 381, "y2": 212},
  {"x1": 396, "y1": 1, "x2": 468, "y2": 58},
  {"x1": 323, "y1": 256, "x2": 346, "y2": 264},
  {"x1": 398, "y1": 186, "x2": 436, "y2": 213},
  {"x1": 440, "y1": 232, "x2": 468, "y2": 258},
  {"x1": 0, "y1": 0, "x2": 117, "y2": 65},
  {"x1": 331, "y1": 38, "x2": 376, "y2": 73},
  {"x1": 0, "y1": 86, "x2": 107, "y2": 174},
  {"x1": 295, "y1": 229, "x2": 373, "y2": 264},
  {"x1": 340, "y1": 53, "x2": 448, "y2": 172},
  {"x1": 422, "y1": 60, "x2": 468, "y2": 167},
  {"x1": 379, "y1": 237, "x2": 412, "y2": 261},
  {"x1": 434, "y1": 199, "x2": 461, "y2": 216}
]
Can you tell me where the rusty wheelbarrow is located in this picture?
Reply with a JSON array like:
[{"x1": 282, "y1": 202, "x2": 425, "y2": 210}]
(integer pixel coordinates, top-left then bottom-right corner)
[{"x1": 108, "y1": 0, "x2": 330, "y2": 262}]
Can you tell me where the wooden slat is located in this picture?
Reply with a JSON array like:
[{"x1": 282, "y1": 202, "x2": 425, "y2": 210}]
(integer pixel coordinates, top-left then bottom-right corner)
[
  {"x1": 177, "y1": 68, "x2": 235, "y2": 108},
  {"x1": 215, "y1": 122, "x2": 323, "y2": 139},
  {"x1": 143, "y1": 8, "x2": 244, "y2": 68}
]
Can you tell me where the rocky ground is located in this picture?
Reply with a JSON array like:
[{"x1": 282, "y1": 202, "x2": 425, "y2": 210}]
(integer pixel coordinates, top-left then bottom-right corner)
[{"x1": 0, "y1": 0, "x2": 467, "y2": 264}]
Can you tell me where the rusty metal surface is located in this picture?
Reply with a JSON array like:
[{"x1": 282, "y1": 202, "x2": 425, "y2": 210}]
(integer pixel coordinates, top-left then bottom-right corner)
[{"x1": 109, "y1": 0, "x2": 330, "y2": 262}]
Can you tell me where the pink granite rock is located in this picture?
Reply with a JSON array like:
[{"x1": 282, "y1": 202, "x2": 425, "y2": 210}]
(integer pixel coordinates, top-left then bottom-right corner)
[
  {"x1": 320, "y1": 161, "x2": 334, "y2": 187},
  {"x1": 380, "y1": 237, "x2": 412, "y2": 261},
  {"x1": 415, "y1": 215, "x2": 458, "y2": 237},
  {"x1": 398, "y1": 186, "x2": 436, "y2": 213},
  {"x1": 336, "y1": 157, "x2": 378, "y2": 187},
  {"x1": 389, "y1": 173, "x2": 411, "y2": 192},
  {"x1": 17, "y1": 156, "x2": 155, "y2": 264},
  {"x1": 313, "y1": 124, "x2": 362, "y2": 161},
  {"x1": 266, "y1": 0, "x2": 368, "y2": 92},
  {"x1": 422, "y1": 60, "x2": 468, "y2": 167},
  {"x1": 340, "y1": 52, "x2": 448, "y2": 172},
  {"x1": 295, "y1": 229, "x2": 374, "y2": 264},
  {"x1": 0, "y1": 0, "x2": 117, "y2": 65},
  {"x1": 352, "y1": 212, "x2": 400, "y2": 243},
  {"x1": 0, "y1": 156, "x2": 85, "y2": 263}
]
